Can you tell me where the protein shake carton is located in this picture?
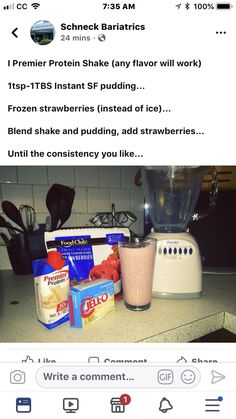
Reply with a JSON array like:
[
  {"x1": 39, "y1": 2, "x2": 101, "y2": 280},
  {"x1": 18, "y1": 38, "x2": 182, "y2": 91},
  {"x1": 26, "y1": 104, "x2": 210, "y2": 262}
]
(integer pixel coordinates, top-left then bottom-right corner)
[
  {"x1": 32, "y1": 251, "x2": 70, "y2": 329},
  {"x1": 44, "y1": 227, "x2": 130, "y2": 295},
  {"x1": 68, "y1": 279, "x2": 114, "y2": 328}
]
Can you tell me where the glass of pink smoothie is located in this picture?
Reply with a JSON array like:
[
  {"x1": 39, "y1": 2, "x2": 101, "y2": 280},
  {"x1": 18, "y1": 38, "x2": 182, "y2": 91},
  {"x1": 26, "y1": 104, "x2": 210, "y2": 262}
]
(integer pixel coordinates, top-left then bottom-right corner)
[{"x1": 118, "y1": 239, "x2": 157, "y2": 311}]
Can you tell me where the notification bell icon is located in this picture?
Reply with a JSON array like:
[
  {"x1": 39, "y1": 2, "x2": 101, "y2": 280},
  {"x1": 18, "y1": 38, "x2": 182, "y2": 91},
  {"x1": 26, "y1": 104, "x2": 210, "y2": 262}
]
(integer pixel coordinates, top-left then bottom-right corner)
[{"x1": 159, "y1": 397, "x2": 173, "y2": 413}]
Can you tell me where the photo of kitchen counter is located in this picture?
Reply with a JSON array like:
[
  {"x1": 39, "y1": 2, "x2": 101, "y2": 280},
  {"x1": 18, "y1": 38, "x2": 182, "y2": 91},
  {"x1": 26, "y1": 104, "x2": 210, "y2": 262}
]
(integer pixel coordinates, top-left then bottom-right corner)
[{"x1": 1, "y1": 269, "x2": 236, "y2": 343}]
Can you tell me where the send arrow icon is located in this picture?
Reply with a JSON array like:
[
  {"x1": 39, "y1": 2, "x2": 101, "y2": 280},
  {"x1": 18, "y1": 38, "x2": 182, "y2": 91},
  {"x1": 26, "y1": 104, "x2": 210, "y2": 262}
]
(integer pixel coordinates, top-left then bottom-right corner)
[{"x1": 211, "y1": 370, "x2": 226, "y2": 384}]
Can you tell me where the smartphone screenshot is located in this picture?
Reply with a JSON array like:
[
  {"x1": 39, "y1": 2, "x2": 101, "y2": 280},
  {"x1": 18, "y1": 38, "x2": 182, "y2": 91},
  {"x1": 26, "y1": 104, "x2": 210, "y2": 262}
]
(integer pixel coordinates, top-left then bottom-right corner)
[{"x1": 0, "y1": 1, "x2": 235, "y2": 417}]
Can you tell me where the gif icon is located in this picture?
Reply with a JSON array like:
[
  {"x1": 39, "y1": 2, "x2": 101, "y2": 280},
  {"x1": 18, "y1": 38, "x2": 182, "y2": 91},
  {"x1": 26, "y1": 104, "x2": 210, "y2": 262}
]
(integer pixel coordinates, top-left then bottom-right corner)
[{"x1": 157, "y1": 369, "x2": 174, "y2": 385}]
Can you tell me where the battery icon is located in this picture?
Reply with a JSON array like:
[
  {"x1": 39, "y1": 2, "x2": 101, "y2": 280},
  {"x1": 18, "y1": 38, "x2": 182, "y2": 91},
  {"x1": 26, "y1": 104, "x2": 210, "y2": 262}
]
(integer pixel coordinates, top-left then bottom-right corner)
[{"x1": 216, "y1": 3, "x2": 231, "y2": 9}]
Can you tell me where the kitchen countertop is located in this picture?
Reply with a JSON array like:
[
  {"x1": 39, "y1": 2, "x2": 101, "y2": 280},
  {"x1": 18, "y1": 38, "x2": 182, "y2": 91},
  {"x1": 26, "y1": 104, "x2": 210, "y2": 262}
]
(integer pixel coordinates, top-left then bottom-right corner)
[{"x1": 1, "y1": 269, "x2": 236, "y2": 343}]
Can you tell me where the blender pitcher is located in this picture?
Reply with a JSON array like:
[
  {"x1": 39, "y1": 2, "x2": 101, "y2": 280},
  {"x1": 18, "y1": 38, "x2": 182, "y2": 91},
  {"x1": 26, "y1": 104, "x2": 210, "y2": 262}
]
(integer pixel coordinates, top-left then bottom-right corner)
[{"x1": 142, "y1": 166, "x2": 218, "y2": 298}]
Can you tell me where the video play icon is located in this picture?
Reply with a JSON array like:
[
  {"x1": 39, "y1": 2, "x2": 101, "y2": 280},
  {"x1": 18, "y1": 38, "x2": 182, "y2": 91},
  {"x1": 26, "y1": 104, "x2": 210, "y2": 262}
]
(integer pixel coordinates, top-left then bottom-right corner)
[{"x1": 63, "y1": 398, "x2": 79, "y2": 413}]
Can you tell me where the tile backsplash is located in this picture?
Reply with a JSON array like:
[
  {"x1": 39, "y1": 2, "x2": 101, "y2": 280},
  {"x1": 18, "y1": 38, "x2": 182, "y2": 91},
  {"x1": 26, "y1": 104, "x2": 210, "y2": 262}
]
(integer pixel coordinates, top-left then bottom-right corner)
[{"x1": 0, "y1": 166, "x2": 144, "y2": 269}]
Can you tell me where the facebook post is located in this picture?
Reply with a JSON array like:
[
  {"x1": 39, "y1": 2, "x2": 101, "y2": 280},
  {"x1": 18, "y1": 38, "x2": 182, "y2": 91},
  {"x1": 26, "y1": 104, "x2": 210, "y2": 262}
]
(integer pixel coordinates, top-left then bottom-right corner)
[{"x1": 0, "y1": 1, "x2": 235, "y2": 417}]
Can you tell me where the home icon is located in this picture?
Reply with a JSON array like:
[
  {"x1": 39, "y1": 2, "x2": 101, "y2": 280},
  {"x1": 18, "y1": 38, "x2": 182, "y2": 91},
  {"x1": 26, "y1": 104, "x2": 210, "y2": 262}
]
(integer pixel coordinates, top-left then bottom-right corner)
[{"x1": 110, "y1": 397, "x2": 125, "y2": 413}]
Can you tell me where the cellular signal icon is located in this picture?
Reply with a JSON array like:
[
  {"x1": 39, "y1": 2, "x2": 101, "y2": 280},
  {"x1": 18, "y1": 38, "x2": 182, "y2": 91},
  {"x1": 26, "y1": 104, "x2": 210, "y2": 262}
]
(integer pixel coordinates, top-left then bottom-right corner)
[
  {"x1": 3, "y1": 3, "x2": 14, "y2": 9},
  {"x1": 31, "y1": 2, "x2": 40, "y2": 9}
]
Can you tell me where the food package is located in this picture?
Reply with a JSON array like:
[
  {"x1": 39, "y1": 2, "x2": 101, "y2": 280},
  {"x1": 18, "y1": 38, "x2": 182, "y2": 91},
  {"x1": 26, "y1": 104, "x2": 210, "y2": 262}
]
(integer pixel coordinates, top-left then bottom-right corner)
[
  {"x1": 44, "y1": 227, "x2": 130, "y2": 294},
  {"x1": 68, "y1": 279, "x2": 114, "y2": 328}
]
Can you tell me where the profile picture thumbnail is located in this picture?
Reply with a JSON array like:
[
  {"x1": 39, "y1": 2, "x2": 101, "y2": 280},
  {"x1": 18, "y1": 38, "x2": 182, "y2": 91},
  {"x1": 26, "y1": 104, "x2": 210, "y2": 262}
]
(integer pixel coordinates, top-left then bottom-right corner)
[{"x1": 30, "y1": 20, "x2": 55, "y2": 45}]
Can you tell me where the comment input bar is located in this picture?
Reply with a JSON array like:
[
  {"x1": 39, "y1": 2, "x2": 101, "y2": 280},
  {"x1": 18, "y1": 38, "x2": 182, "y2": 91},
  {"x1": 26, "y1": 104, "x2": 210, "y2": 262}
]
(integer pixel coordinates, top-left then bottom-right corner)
[{"x1": 36, "y1": 365, "x2": 200, "y2": 389}]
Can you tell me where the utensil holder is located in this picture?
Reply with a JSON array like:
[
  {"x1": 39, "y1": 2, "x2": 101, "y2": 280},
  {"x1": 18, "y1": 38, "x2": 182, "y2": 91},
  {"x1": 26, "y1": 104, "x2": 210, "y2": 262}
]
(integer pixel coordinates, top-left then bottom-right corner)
[
  {"x1": 7, "y1": 238, "x2": 32, "y2": 275},
  {"x1": 6, "y1": 226, "x2": 47, "y2": 275}
]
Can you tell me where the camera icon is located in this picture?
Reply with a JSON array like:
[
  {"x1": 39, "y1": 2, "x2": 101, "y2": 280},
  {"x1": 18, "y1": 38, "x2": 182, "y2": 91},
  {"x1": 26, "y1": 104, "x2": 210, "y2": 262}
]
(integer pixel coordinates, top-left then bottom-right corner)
[{"x1": 10, "y1": 370, "x2": 25, "y2": 384}]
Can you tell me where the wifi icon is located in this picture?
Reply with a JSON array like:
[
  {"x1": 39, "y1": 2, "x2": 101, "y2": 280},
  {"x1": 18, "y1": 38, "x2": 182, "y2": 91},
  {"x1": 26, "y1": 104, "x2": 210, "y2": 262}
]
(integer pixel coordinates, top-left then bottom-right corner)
[{"x1": 31, "y1": 2, "x2": 40, "y2": 9}]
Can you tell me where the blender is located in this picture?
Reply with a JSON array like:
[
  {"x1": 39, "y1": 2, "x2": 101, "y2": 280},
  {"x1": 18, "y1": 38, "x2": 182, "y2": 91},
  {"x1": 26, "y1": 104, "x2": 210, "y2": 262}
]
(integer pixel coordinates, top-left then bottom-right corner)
[{"x1": 142, "y1": 166, "x2": 218, "y2": 298}]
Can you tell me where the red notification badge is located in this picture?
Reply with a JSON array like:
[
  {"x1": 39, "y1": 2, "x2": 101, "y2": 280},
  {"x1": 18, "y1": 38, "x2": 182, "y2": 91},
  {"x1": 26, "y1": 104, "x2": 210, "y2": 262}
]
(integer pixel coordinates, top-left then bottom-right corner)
[{"x1": 120, "y1": 394, "x2": 131, "y2": 405}]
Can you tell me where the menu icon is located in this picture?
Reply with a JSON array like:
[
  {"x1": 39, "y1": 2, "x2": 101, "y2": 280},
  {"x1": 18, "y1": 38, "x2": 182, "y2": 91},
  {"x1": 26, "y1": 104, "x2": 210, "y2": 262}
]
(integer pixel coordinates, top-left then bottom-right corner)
[{"x1": 205, "y1": 396, "x2": 223, "y2": 412}]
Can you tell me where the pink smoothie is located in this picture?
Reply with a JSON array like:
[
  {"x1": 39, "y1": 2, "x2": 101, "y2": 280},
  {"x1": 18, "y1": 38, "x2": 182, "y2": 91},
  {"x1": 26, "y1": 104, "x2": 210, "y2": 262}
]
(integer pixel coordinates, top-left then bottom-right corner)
[{"x1": 119, "y1": 240, "x2": 156, "y2": 309}]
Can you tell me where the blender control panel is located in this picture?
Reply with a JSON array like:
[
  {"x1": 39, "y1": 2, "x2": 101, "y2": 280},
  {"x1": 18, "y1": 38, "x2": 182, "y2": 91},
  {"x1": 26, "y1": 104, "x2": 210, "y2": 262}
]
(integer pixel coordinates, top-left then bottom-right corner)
[{"x1": 158, "y1": 244, "x2": 194, "y2": 258}]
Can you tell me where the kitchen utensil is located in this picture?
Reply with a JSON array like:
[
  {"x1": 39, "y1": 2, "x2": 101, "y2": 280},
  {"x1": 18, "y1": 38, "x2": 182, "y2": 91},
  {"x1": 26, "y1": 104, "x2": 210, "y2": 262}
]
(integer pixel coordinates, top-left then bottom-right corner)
[
  {"x1": 46, "y1": 184, "x2": 75, "y2": 231},
  {"x1": 0, "y1": 214, "x2": 24, "y2": 234},
  {"x1": 45, "y1": 216, "x2": 51, "y2": 231},
  {"x1": 7, "y1": 225, "x2": 16, "y2": 238},
  {"x1": 57, "y1": 187, "x2": 75, "y2": 229},
  {"x1": 19, "y1": 205, "x2": 36, "y2": 232},
  {"x1": 89, "y1": 213, "x2": 104, "y2": 227},
  {"x1": 0, "y1": 221, "x2": 22, "y2": 235},
  {"x1": 0, "y1": 232, "x2": 10, "y2": 246},
  {"x1": 90, "y1": 213, "x2": 112, "y2": 227},
  {"x1": 46, "y1": 185, "x2": 61, "y2": 231},
  {"x1": 2, "y1": 200, "x2": 27, "y2": 233},
  {"x1": 89, "y1": 205, "x2": 137, "y2": 229},
  {"x1": 142, "y1": 166, "x2": 218, "y2": 299},
  {"x1": 114, "y1": 211, "x2": 137, "y2": 228},
  {"x1": 111, "y1": 203, "x2": 115, "y2": 227}
]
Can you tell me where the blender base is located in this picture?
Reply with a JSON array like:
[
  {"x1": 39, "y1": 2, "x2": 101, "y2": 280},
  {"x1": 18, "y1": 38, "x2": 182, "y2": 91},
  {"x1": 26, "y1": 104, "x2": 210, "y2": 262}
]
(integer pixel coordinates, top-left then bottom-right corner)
[{"x1": 148, "y1": 231, "x2": 202, "y2": 299}]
